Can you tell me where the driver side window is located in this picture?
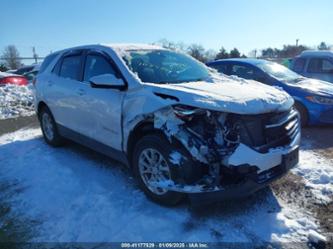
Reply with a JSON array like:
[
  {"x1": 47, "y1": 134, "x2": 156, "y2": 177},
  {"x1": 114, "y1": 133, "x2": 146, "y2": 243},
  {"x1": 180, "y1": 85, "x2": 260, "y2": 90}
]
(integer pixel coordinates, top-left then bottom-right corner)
[
  {"x1": 230, "y1": 64, "x2": 254, "y2": 80},
  {"x1": 84, "y1": 54, "x2": 117, "y2": 81}
]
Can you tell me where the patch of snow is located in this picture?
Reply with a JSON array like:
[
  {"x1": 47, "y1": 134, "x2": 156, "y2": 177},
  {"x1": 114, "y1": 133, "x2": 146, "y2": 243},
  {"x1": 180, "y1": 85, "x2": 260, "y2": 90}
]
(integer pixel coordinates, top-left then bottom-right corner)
[
  {"x1": 286, "y1": 78, "x2": 333, "y2": 96},
  {"x1": 308, "y1": 229, "x2": 327, "y2": 244},
  {"x1": 293, "y1": 150, "x2": 333, "y2": 203},
  {"x1": 154, "y1": 108, "x2": 184, "y2": 137},
  {"x1": 0, "y1": 128, "x2": 325, "y2": 243},
  {"x1": 169, "y1": 151, "x2": 184, "y2": 166},
  {"x1": 143, "y1": 74, "x2": 294, "y2": 115},
  {"x1": 0, "y1": 84, "x2": 34, "y2": 120}
]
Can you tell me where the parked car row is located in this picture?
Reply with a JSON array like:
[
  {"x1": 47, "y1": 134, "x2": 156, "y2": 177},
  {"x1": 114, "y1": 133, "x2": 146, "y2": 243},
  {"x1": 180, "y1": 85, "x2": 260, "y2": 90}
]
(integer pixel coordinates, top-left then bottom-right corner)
[
  {"x1": 2, "y1": 44, "x2": 332, "y2": 205},
  {"x1": 207, "y1": 58, "x2": 333, "y2": 126}
]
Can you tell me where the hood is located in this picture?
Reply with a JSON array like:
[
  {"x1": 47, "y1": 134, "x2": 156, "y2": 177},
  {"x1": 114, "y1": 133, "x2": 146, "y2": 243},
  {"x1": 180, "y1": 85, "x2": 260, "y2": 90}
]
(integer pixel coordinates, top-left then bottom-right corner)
[
  {"x1": 286, "y1": 78, "x2": 333, "y2": 97},
  {"x1": 143, "y1": 75, "x2": 294, "y2": 115}
]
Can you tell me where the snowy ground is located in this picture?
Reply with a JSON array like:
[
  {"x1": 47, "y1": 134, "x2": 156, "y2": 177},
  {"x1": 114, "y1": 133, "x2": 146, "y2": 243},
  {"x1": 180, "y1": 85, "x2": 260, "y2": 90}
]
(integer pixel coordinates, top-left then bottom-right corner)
[
  {"x1": 0, "y1": 127, "x2": 332, "y2": 245},
  {"x1": 0, "y1": 85, "x2": 34, "y2": 120}
]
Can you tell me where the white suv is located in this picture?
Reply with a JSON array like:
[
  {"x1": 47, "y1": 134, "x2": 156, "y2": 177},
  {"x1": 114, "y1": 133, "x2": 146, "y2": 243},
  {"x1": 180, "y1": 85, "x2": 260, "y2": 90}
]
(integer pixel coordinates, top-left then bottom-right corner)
[{"x1": 34, "y1": 44, "x2": 300, "y2": 205}]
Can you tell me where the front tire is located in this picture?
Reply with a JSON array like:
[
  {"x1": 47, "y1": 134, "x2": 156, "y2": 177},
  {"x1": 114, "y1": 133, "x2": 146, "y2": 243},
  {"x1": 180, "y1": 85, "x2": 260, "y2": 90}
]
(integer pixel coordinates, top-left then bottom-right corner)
[
  {"x1": 39, "y1": 106, "x2": 64, "y2": 146},
  {"x1": 132, "y1": 134, "x2": 185, "y2": 206},
  {"x1": 294, "y1": 102, "x2": 308, "y2": 127}
]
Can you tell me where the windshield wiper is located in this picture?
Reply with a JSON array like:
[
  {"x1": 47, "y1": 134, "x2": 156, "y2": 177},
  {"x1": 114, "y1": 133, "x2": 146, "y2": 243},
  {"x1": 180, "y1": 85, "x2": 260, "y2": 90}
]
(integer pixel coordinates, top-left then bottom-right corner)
[{"x1": 156, "y1": 78, "x2": 206, "y2": 84}]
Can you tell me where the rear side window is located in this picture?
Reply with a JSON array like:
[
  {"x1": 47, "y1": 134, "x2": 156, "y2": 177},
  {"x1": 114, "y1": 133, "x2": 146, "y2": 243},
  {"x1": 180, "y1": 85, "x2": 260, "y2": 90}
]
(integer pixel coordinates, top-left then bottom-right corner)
[
  {"x1": 39, "y1": 53, "x2": 59, "y2": 74},
  {"x1": 293, "y1": 58, "x2": 306, "y2": 73},
  {"x1": 59, "y1": 55, "x2": 82, "y2": 80},
  {"x1": 230, "y1": 64, "x2": 255, "y2": 79},
  {"x1": 84, "y1": 54, "x2": 117, "y2": 81},
  {"x1": 307, "y1": 58, "x2": 333, "y2": 73},
  {"x1": 212, "y1": 64, "x2": 229, "y2": 74}
]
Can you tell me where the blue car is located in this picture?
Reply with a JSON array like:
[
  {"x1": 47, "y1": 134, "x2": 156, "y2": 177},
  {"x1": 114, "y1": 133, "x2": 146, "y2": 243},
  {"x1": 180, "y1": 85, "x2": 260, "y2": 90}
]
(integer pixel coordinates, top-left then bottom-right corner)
[
  {"x1": 290, "y1": 50, "x2": 333, "y2": 83},
  {"x1": 207, "y1": 59, "x2": 333, "y2": 126}
]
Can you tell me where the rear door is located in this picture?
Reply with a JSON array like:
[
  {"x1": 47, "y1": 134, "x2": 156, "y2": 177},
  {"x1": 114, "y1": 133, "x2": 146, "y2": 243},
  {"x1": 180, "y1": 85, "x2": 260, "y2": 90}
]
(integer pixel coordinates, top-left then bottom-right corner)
[
  {"x1": 76, "y1": 50, "x2": 126, "y2": 151},
  {"x1": 46, "y1": 50, "x2": 86, "y2": 131}
]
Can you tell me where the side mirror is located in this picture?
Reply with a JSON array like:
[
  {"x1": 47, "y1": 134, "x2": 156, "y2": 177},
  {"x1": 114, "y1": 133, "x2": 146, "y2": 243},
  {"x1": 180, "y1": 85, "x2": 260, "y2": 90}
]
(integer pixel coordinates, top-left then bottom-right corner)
[{"x1": 89, "y1": 74, "x2": 126, "y2": 90}]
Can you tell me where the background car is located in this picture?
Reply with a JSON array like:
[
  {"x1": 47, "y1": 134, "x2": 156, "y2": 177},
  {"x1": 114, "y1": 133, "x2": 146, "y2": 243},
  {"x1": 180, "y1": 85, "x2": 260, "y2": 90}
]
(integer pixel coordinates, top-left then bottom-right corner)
[
  {"x1": 207, "y1": 58, "x2": 333, "y2": 126},
  {"x1": 23, "y1": 69, "x2": 39, "y2": 84},
  {"x1": 8, "y1": 64, "x2": 40, "y2": 76},
  {"x1": 290, "y1": 50, "x2": 333, "y2": 83},
  {"x1": 0, "y1": 72, "x2": 28, "y2": 86}
]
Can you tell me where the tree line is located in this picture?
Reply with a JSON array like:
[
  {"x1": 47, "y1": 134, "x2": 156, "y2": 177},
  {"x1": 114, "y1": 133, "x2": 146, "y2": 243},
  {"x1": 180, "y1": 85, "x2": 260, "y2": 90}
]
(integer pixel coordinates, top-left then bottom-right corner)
[{"x1": 1, "y1": 41, "x2": 332, "y2": 71}]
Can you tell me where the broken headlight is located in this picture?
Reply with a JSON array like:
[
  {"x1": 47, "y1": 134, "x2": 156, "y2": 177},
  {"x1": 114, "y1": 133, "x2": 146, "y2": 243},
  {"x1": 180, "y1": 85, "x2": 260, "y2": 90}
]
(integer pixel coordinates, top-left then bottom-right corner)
[{"x1": 172, "y1": 105, "x2": 208, "y2": 120}]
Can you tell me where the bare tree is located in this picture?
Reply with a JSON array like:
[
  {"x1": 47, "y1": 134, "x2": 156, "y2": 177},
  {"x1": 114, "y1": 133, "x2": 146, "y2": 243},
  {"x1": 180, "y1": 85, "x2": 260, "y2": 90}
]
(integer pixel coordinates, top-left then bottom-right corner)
[
  {"x1": 187, "y1": 44, "x2": 207, "y2": 62},
  {"x1": 215, "y1": 46, "x2": 229, "y2": 60},
  {"x1": 1, "y1": 45, "x2": 21, "y2": 69},
  {"x1": 318, "y1": 42, "x2": 328, "y2": 50}
]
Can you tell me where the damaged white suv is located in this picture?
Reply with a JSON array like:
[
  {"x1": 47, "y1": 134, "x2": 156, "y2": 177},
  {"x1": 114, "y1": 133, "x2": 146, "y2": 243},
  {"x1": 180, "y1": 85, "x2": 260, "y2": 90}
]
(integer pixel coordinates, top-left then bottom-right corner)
[{"x1": 34, "y1": 44, "x2": 300, "y2": 205}]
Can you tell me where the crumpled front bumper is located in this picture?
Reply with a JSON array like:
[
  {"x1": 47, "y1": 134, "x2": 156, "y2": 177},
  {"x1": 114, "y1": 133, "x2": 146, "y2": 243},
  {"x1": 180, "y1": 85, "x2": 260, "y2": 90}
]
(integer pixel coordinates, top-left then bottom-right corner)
[
  {"x1": 188, "y1": 159, "x2": 294, "y2": 205},
  {"x1": 188, "y1": 131, "x2": 300, "y2": 205}
]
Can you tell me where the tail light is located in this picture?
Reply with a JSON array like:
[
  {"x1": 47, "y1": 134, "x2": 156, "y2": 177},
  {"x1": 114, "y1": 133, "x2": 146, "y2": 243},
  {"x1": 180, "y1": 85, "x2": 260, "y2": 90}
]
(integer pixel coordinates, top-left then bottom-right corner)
[{"x1": 0, "y1": 76, "x2": 28, "y2": 86}]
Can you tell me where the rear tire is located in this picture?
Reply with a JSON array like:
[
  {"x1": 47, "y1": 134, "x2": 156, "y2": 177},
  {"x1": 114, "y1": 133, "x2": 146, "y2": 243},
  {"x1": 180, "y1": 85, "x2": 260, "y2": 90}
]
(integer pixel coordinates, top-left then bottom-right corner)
[
  {"x1": 39, "y1": 106, "x2": 64, "y2": 146},
  {"x1": 132, "y1": 134, "x2": 186, "y2": 206},
  {"x1": 294, "y1": 102, "x2": 308, "y2": 127}
]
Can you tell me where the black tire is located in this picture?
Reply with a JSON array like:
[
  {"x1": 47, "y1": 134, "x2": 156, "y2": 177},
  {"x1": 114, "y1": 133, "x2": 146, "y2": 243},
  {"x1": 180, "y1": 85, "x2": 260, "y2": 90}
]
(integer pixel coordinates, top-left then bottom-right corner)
[
  {"x1": 294, "y1": 102, "x2": 308, "y2": 127},
  {"x1": 39, "y1": 106, "x2": 64, "y2": 147},
  {"x1": 132, "y1": 134, "x2": 191, "y2": 206}
]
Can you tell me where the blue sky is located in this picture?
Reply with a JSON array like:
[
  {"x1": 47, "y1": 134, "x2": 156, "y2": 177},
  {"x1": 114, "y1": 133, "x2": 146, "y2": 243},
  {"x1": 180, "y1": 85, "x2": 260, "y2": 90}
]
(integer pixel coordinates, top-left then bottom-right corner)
[{"x1": 1, "y1": 0, "x2": 332, "y2": 59}]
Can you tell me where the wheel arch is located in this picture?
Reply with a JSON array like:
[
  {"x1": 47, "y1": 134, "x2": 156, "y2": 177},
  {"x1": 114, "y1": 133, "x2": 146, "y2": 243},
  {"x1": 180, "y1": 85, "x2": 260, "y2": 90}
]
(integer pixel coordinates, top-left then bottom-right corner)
[
  {"x1": 294, "y1": 99, "x2": 309, "y2": 126},
  {"x1": 37, "y1": 101, "x2": 48, "y2": 117},
  {"x1": 126, "y1": 120, "x2": 163, "y2": 167}
]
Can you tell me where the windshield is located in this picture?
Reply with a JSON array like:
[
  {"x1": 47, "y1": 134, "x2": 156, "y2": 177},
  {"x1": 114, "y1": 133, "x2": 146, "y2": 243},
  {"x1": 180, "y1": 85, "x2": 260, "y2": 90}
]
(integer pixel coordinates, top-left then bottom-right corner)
[
  {"x1": 123, "y1": 50, "x2": 210, "y2": 84},
  {"x1": 258, "y1": 62, "x2": 302, "y2": 82}
]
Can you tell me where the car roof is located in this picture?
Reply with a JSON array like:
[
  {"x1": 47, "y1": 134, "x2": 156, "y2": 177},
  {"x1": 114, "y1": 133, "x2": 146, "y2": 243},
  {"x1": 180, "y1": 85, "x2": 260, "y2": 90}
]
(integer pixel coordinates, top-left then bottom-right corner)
[
  {"x1": 298, "y1": 50, "x2": 333, "y2": 58},
  {"x1": 208, "y1": 58, "x2": 270, "y2": 66},
  {"x1": 49, "y1": 43, "x2": 165, "y2": 58},
  {"x1": 102, "y1": 43, "x2": 164, "y2": 51}
]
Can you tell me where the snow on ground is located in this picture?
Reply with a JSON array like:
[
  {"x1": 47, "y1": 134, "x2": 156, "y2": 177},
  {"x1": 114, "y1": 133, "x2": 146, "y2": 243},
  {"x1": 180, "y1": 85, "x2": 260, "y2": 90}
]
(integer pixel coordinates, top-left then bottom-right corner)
[
  {"x1": 0, "y1": 85, "x2": 34, "y2": 120},
  {"x1": 293, "y1": 150, "x2": 333, "y2": 203},
  {"x1": 0, "y1": 128, "x2": 328, "y2": 243}
]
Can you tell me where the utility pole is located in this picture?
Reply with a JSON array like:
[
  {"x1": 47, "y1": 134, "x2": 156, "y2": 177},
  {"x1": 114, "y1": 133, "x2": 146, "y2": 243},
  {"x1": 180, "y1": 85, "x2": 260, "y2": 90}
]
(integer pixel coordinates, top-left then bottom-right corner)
[
  {"x1": 32, "y1": 47, "x2": 38, "y2": 64},
  {"x1": 296, "y1": 39, "x2": 299, "y2": 47}
]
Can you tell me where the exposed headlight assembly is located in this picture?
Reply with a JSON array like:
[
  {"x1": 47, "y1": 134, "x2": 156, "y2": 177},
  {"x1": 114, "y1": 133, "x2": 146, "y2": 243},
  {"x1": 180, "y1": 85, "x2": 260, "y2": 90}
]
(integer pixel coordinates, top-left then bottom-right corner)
[
  {"x1": 306, "y1": 96, "x2": 333, "y2": 105},
  {"x1": 172, "y1": 105, "x2": 207, "y2": 119}
]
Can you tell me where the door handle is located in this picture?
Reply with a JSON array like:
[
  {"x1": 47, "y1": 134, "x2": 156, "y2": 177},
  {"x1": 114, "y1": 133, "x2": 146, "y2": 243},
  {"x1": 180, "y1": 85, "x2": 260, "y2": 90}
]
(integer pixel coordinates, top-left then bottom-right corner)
[{"x1": 77, "y1": 89, "x2": 86, "y2": 96}]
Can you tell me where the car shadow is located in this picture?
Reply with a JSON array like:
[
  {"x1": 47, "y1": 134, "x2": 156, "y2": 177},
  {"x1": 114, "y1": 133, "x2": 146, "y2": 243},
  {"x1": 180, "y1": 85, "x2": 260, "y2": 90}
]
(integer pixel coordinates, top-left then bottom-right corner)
[{"x1": 301, "y1": 126, "x2": 333, "y2": 151}]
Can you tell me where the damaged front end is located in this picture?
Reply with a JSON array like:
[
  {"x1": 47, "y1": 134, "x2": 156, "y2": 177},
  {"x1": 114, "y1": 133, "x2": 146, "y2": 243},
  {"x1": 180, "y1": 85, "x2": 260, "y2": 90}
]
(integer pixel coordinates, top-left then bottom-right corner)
[{"x1": 153, "y1": 104, "x2": 301, "y2": 200}]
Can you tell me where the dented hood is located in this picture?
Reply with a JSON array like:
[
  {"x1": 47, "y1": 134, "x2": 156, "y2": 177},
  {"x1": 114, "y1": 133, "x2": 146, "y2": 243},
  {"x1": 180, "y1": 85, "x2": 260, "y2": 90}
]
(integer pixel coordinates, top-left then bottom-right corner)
[{"x1": 143, "y1": 76, "x2": 294, "y2": 115}]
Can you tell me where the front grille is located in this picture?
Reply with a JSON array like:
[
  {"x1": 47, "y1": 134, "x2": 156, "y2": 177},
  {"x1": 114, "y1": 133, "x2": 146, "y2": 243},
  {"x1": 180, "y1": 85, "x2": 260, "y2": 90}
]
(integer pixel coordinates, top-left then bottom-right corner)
[
  {"x1": 236, "y1": 109, "x2": 300, "y2": 153},
  {"x1": 262, "y1": 109, "x2": 299, "y2": 152}
]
